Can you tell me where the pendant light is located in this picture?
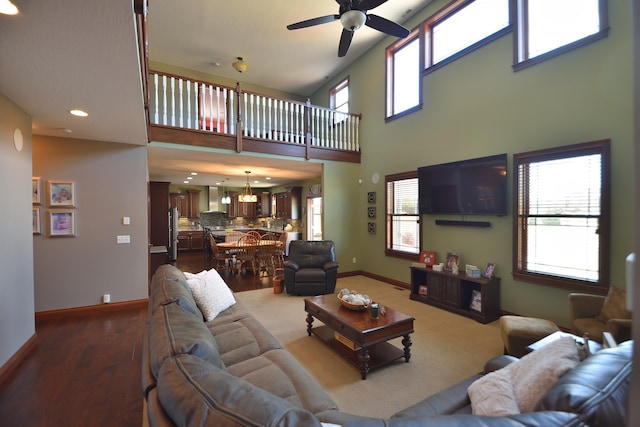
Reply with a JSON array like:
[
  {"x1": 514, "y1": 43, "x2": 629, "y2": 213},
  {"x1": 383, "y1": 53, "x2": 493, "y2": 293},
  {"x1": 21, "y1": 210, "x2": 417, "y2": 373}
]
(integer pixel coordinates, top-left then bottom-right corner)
[{"x1": 238, "y1": 171, "x2": 257, "y2": 203}]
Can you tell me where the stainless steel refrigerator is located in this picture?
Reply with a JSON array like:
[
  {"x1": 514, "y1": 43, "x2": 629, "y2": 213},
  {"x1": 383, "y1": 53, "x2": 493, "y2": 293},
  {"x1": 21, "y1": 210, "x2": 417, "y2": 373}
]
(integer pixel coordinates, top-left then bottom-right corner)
[{"x1": 168, "y1": 207, "x2": 179, "y2": 261}]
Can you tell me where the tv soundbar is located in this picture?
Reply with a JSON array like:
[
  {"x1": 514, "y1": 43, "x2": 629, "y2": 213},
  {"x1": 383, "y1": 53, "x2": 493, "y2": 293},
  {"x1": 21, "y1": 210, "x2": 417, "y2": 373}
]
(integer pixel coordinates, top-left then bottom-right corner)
[{"x1": 435, "y1": 219, "x2": 491, "y2": 228}]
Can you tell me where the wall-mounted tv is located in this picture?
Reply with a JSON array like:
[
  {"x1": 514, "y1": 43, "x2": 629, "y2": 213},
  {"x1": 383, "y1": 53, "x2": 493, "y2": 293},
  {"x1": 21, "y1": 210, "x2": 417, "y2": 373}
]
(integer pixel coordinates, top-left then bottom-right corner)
[{"x1": 418, "y1": 154, "x2": 507, "y2": 216}]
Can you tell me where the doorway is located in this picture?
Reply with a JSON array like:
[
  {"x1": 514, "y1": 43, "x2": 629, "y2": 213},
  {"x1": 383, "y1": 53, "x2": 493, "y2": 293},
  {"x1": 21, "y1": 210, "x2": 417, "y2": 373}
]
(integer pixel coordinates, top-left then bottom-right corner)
[{"x1": 307, "y1": 197, "x2": 322, "y2": 240}]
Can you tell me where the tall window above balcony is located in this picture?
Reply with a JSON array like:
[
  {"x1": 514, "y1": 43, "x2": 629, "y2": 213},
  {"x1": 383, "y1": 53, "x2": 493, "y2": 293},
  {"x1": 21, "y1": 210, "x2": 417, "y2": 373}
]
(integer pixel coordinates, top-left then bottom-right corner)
[
  {"x1": 386, "y1": 31, "x2": 421, "y2": 120},
  {"x1": 514, "y1": 0, "x2": 608, "y2": 70},
  {"x1": 329, "y1": 78, "x2": 350, "y2": 114}
]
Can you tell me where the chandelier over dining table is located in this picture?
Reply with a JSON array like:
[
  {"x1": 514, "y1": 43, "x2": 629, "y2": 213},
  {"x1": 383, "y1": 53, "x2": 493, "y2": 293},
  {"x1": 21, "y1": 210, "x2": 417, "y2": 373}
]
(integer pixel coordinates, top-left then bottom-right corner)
[{"x1": 239, "y1": 171, "x2": 258, "y2": 203}]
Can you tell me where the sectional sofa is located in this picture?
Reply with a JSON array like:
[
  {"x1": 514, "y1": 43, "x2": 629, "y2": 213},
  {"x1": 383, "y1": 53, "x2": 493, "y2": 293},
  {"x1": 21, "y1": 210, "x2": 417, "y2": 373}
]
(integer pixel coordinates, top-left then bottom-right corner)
[{"x1": 142, "y1": 264, "x2": 631, "y2": 426}]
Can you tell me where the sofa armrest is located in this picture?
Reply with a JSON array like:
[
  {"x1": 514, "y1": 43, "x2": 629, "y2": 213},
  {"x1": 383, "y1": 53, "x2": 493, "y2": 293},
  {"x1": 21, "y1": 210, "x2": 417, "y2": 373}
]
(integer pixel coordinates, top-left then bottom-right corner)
[
  {"x1": 284, "y1": 260, "x2": 300, "y2": 271},
  {"x1": 569, "y1": 293, "x2": 605, "y2": 320},
  {"x1": 604, "y1": 318, "x2": 633, "y2": 342},
  {"x1": 483, "y1": 355, "x2": 518, "y2": 373},
  {"x1": 323, "y1": 261, "x2": 339, "y2": 271}
]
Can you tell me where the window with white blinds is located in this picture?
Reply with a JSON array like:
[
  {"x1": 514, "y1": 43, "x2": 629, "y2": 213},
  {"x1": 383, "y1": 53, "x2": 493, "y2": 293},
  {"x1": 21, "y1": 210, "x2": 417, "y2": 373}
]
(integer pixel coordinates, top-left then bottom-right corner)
[
  {"x1": 385, "y1": 171, "x2": 421, "y2": 257},
  {"x1": 513, "y1": 140, "x2": 610, "y2": 291}
]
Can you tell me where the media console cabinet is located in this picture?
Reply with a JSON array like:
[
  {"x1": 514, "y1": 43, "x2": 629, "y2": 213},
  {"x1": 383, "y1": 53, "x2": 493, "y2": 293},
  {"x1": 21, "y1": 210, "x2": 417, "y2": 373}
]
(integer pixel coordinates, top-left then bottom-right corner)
[{"x1": 409, "y1": 266, "x2": 500, "y2": 324}]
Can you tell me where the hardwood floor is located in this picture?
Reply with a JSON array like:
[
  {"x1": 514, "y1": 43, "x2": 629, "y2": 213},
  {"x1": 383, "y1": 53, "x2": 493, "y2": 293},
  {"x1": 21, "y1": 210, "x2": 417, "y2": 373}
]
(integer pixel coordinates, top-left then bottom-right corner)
[{"x1": 0, "y1": 250, "x2": 276, "y2": 426}]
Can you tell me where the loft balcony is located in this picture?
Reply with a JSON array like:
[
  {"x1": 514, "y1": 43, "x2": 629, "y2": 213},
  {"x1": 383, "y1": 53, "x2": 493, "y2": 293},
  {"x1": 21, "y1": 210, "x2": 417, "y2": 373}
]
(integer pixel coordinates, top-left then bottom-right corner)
[{"x1": 147, "y1": 71, "x2": 362, "y2": 163}]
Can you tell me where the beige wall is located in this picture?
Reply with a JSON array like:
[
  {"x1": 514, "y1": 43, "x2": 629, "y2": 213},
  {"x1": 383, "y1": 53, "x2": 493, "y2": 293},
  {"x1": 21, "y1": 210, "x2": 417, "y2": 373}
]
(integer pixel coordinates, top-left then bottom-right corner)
[
  {"x1": 0, "y1": 94, "x2": 35, "y2": 367},
  {"x1": 310, "y1": 0, "x2": 634, "y2": 328},
  {"x1": 32, "y1": 136, "x2": 149, "y2": 311}
]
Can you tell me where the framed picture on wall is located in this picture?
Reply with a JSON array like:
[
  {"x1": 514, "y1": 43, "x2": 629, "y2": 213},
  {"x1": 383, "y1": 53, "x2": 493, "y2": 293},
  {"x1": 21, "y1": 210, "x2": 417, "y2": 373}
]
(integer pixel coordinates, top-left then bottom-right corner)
[
  {"x1": 47, "y1": 180, "x2": 76, "y2": 207},
  {"x1": 32, "y1": 177, "x2": 42, "y2": 204},
  {"x1": 367, "y1": 207, "x2": 376, "y2": 218},
  {"x1": 49, "y1": 210, "x2": 76, "y2": 237},
  {"x1": 368, "y1": 222, "x2": 376, "y2": 233},
  {"x1": 33, "y1": 207, "x2": 41, "y2": 234}
]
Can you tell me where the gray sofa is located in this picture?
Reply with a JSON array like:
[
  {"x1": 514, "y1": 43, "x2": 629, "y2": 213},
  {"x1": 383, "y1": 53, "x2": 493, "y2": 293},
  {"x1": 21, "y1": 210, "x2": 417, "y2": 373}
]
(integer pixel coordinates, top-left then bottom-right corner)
[{"x1": 143, "y1": 264, "x2": 632, "y2": 427}]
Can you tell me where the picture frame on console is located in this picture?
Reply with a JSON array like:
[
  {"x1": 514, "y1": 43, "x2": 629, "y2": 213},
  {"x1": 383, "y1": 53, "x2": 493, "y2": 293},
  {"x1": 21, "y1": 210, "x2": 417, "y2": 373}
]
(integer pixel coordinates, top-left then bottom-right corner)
[
  {"x1": 483, "y1": 263, "x2": 495, "y2": 278},
  {"x1": 445, "y1": 253, "x2": 459, "y2": 271},
  {"x1": 470, "y1": 290, "x2": 482, "y2": 311}
]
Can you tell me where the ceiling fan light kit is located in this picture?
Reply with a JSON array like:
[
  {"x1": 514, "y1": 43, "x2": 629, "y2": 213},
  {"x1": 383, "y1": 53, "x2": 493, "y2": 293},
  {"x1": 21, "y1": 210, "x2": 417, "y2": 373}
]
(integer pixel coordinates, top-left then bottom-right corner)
[{"x1": 286, "y1": 0, "x2": 409, "y2": 57}]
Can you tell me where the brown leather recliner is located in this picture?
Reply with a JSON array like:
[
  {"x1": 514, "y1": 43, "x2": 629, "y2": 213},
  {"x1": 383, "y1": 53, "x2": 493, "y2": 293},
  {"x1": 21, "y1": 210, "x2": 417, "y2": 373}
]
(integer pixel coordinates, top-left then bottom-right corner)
[{"x1": 283, "y1": 240, "x2": 339, "y2": 296}]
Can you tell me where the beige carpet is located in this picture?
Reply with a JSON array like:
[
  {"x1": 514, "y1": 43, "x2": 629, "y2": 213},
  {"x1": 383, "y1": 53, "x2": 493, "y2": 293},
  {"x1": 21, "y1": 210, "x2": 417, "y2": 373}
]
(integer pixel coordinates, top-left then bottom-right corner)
[{"x1": 235, "y1": 276, "x2": 504, "y2": 419}]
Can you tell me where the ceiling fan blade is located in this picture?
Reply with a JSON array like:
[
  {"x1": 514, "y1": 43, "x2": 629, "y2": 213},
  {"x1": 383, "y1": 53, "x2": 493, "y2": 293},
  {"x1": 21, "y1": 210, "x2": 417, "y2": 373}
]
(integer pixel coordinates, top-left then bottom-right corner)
[
  {"x1": 338, "y1": 29, "x2": 354, "y2": 57},
  {"x1": 358, "y1": 0, "x2": 388, "y2": 11},
  {"x1": 287, "y1": 14, "x2": 340, "y2": 30},
  {"x1": 365, "y1": 14, "x2": 410, "y2": 38}
]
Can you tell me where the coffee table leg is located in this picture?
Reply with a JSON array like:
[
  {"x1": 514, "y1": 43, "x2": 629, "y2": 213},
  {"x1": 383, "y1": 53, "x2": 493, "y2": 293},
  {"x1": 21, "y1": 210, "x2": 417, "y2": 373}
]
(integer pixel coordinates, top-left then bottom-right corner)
[
  {"x1": 358, "y1": 347, "x2": 370, "y2": 380},
  {"x1": 402, "y1": 334, "x2": 412, "y2": 362},
  {"x1": 306, "y1": 313, "x2": 314, "y2": 336}
]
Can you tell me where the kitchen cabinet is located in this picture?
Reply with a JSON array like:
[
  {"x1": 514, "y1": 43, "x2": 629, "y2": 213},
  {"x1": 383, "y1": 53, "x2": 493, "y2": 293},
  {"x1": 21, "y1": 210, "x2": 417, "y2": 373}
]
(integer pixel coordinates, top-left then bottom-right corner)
[
  {"x1": 177, "y1": 230, "x2": 204, "y2": 251},
  {"x1": 227, "y1": 191, "x2": 260, "y2": 218},
  {"x1": 409, "y1": 266, "x2": 500, "y2": 324},
  {"x1": 170, "y1": 190, "x2": 201, "y2": 218},
  {"x1": 256, "y1": 192, "x2": 271, "y2": 217},
  {"x1": 149, "y1": 181, "x2": 170, "y2": 247},
  {"x1": 274, "y1": 186, "x2": 301, "y2": 219}
]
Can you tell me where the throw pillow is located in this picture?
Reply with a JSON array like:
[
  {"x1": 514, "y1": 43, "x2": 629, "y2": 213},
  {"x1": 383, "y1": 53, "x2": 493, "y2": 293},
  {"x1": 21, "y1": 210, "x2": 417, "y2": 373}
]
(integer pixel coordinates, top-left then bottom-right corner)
[
  {"x1": 507, "y1": 336, "x2": 579, "y2": 412},
  {"x1": 184, "y1": 269, "x2": 236, "y2": 321},
  {"x1": 596, "y1": 286, "x2": 631, "y2": 322},
  {"x1": 467, "y1": 336, "x2": 579, "y2": 416},
  {"x1": 468, "y1": 368, "x2": 520, "y2": 416}
]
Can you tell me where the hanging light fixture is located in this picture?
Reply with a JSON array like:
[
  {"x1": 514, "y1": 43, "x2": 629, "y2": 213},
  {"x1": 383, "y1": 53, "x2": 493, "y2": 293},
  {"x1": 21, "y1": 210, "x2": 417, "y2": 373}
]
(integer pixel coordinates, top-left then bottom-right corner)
[
  {"x1": 238, "y1": 171, "x2": 257, "y2": 203},
  {"x1": 232, "y1": 57, "x2": 248, "y2": 73},
  {"x1": 340, "y1": 10, "x2": 366, "y2": 31}
]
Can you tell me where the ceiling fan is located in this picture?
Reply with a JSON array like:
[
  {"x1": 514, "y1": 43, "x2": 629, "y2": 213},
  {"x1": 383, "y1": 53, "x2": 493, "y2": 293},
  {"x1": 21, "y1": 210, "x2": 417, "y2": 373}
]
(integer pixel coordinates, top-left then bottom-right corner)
[{"x1": 286, "y1": 0, "x2": 410, "y2": 57}]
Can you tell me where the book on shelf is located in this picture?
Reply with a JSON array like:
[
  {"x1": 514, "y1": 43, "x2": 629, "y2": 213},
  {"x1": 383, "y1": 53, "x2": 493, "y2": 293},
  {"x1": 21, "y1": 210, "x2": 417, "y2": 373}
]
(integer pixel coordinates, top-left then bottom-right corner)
[{"x1": 334, "y1": 332, "x2": 360, "y2": 350}]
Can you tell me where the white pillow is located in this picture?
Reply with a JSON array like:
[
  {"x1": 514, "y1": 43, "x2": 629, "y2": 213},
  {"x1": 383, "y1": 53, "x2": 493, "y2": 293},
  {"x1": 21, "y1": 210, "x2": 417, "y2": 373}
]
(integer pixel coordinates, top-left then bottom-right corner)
[
  {"x1": 184, "y1": 269, "x2": 236, "y2": 321},
  {"x1": 468, "y1": 336, "x2": 579, "y2": 416}
]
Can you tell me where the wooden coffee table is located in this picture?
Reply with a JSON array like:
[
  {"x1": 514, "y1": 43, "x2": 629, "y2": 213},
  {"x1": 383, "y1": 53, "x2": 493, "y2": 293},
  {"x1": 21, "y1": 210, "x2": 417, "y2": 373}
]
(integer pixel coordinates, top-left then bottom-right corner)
[{"x1": 304, "y1": 295, "x2": 414, "y2": 379}]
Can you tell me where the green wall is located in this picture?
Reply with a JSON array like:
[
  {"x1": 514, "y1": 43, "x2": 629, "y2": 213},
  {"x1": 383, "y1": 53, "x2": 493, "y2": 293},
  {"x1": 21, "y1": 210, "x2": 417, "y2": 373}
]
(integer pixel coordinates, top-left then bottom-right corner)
[{"x1": 310, "y1": 0, "x2": 634, "y2": 327}]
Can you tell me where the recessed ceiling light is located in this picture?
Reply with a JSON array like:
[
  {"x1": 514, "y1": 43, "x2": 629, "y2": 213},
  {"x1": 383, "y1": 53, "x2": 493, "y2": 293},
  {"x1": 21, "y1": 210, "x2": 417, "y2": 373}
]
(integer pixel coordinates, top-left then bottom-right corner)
[
  {"x1": 187, "y1": 176, "x2": 193, "y2": 180},
  {"x1": 58, "y1": 128, "x2": 73, "y2": 134},
  {"x1": 266, "y1": 177, "x2": 271, "y2": 180},
  {"x1": 191, "y1": 172, "x2": 198, "y2": 175},
  {"x1": 183, "y1": 181, "x2": 189, "y2": 184},
  {"x1": 69, "y1": 109, "x2": 88, "y2": 117},
  {"x1": 0, "y1": 1, "x2": 19, "y2": 15}
]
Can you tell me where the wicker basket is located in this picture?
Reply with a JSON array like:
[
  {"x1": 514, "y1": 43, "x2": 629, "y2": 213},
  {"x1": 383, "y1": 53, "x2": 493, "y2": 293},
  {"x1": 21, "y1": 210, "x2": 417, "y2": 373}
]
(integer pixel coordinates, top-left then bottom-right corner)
[{"x1": 337, "y1": 294, "x2": 368, "y2": 311}]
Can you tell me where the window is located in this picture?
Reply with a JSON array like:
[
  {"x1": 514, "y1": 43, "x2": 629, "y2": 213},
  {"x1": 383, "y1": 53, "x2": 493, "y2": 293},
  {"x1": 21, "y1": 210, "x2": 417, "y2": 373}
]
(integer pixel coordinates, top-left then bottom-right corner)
[
  {"x1": 330, "y1": 78, "x2": 349, "y2": 113},
  {"x1": 386, "y1": 31, "x2": 421, "y2": 119},
  {"x1": 513, "y1": 139, "x2": 610, "y2": 292},
  {"x1": 428, "y1": 0, "x2": 510, "y2": 68},
  {"x1": 386, "y1": 172, "x2": 421, "y2": 258},
  {"x1": 514, "y1": 0, "x2": 608, "y2": 70}
]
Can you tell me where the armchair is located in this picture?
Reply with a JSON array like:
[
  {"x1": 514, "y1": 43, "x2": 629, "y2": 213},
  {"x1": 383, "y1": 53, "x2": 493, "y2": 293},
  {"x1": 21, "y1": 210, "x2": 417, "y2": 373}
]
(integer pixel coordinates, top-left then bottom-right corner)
[
  {"x1": 283, "y1": 240, "x2": 339, "y2": 295},
  {"x1": 569, "y1": 286, "x2": 632, "y2": 343}
]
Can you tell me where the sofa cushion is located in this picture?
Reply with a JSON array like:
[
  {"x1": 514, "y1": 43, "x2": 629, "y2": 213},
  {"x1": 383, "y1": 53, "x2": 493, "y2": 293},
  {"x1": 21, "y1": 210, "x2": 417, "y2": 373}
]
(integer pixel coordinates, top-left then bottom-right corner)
[
  {"x1": 149, "y1": 303, "x2": 224, "y2": 379},
  {"x1": 157, "y1": 354, "x2": 324, "y2": 427},
  {"x1": 536, "y1": 341, "x2": 632, "y2": 427},
  {"x1": 468, "y1": 337, "x2": 579, "y2": 415},
  {"x1": 184, "y1": 268, "x2": 236, "y2": 321},
  {"x1": 295, "y1": 268, "x2": 327, "y2": 283},
  {"x1": 208, "y1": 317, "x2": 282, "y2": 367},
  {"x1": 596, "y1": 286, "x2": 631, "y2": 322},
  {"x1": 150, "y1": 265, "x2": 201, "y2": 319},
  {"x1": 225, "y1": 348, "x2": 338, "y2": 415}
]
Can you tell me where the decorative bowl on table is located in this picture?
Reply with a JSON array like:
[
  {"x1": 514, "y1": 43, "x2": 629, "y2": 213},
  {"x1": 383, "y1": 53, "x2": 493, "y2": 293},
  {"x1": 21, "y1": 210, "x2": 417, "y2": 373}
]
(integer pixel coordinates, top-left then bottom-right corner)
[{"x1": 337, "y1": 289, "x2": 371, "y2": 311}]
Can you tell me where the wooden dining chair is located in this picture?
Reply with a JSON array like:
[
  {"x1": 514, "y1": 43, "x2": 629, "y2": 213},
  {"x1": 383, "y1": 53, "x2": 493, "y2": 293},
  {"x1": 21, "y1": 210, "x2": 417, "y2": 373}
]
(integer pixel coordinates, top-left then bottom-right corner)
[
  {"x1": 209, "y1": 234, "x2": 234, "y2": 273},
  {"x1": 235, "y1": 235, "x2": 258, "y2": 275},
  {"x1": 246, "y1": 230, "x2": 262, "y2": 240},
  {"x1": 256, "y1": 239, "x2": 277, "y2": 277},
  {"x1": 274, "y1": 231, "x2": 288, "y2": 267}
]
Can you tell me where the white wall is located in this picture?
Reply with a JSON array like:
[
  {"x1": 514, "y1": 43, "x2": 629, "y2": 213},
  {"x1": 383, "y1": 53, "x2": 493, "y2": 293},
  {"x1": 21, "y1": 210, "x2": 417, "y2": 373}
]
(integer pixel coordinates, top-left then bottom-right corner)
[
  {"x1": 32, "y1": 136, "x2": 149, "y2": 310},
  {"x1": 0, "y1": 94, "x2": 35, "y2": 367}
]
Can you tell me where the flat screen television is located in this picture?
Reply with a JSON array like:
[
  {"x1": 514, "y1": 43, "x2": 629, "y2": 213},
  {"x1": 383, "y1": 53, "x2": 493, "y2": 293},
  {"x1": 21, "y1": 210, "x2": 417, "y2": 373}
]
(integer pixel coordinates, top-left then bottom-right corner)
[{"x1": 418, "y1": 154, "x2": 507, "y2": 216}]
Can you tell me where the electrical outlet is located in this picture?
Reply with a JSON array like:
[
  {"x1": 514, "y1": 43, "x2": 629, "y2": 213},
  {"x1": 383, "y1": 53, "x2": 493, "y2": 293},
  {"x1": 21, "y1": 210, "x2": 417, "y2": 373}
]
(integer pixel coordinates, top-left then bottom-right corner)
[
  {"x1": 352, "y1": 257, "x2": 357, "y2": 263},
  {"x1": 116, "y1": 235, "x2": 130, "y2": 244}
]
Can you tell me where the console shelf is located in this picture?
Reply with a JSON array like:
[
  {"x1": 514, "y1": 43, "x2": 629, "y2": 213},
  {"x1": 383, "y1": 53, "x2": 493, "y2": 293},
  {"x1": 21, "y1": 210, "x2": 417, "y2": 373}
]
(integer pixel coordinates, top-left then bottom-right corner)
[{"x1": 409, "y1": 266, "x2": 500, "y2": 324}]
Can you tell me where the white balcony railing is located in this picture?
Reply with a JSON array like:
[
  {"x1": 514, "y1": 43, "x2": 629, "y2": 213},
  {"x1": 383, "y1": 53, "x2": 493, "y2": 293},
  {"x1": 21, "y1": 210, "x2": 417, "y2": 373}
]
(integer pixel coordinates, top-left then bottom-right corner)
[{"x1": 149, "y1": 71, "x2": 361, "y2": 153}]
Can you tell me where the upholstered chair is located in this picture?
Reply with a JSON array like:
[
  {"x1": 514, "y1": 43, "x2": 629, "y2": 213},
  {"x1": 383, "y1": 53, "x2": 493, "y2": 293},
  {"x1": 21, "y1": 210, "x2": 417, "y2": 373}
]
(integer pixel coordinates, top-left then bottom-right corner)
[
  {"x1": 283, "y1": 240, "x2": 339, "y2": 295},
  {"x1": 569, "y1": 286, "x2": 632, "y2": 344}
]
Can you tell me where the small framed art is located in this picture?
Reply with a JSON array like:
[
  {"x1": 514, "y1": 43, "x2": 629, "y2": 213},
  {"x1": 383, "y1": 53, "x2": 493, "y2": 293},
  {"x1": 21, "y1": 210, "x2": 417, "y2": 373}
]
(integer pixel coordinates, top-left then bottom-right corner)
[
  {"x1": 367, "y1": 207, "x2": 376, "y2": 218},
  {"x1": 419, "y1": 250, "x2": 437, "y2": 266},
  {"x1": 368, "y1": 222, "x2": 376, "y2": 233},
  {"x1": 483, "y1": 263, "x2": 495, "y2": 278},
  {"x1": 49, "y1": 210, "x2": 76, "y2": 237},
  {"x1": 470, "y1": 290, "x2": 482, "y2": 312},
  {"x1": 32, "y1": 177, "x2": 42, "y2": 204},
  {"x1": 445, "y1": 252, "x2": 459, "y2": 271},
  {"x1": 367, "y1": 191, "x2": 376, "y2": 204},
  {"x1": 47, "y1": 180, "x2": 76, "y2": 207},
  {"x1": 418, "y1": 285, "x2": 428, "y2": 296},
  {"x1": 32, "y1": 207, "x2": 41, "y2": 234}
]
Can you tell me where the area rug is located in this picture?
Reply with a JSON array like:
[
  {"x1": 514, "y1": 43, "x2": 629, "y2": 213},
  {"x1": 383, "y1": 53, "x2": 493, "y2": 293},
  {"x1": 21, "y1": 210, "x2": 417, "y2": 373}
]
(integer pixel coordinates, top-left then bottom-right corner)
[{"x1": 235, "y1": 275, "x2": 504, "y2": 419}]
